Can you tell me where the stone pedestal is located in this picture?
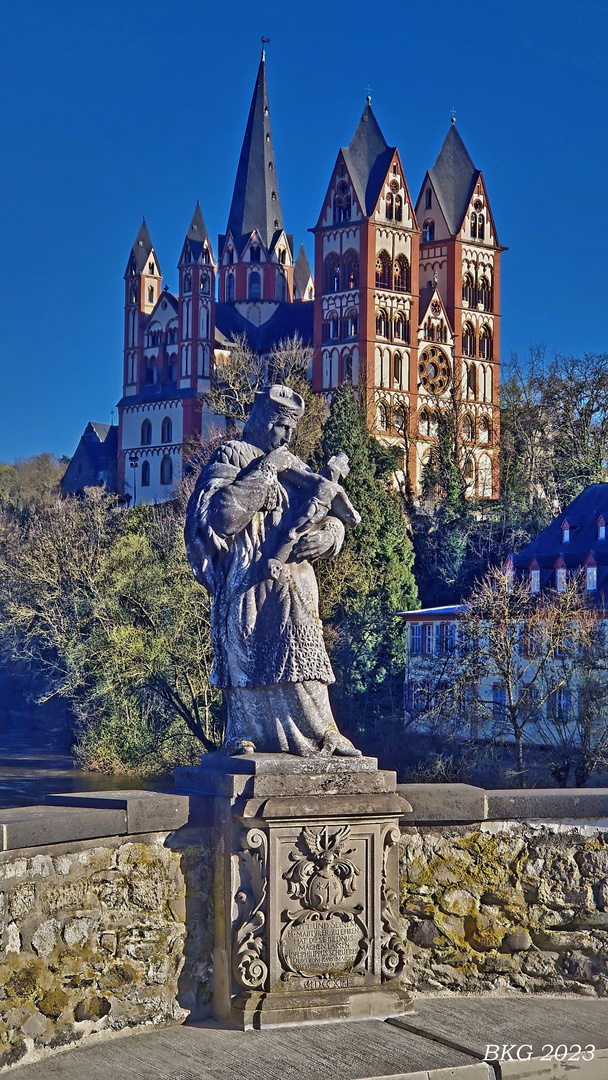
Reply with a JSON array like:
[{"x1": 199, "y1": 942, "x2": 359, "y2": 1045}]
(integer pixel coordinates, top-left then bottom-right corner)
[{"x1": 176, "y1": 754, "x2": 412, "y2": 1029}]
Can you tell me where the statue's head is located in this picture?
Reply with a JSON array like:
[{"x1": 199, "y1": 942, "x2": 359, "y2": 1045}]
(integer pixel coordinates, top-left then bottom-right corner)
[{"x1": 244, "y1": 385, "x2": 305, "y2": 452}]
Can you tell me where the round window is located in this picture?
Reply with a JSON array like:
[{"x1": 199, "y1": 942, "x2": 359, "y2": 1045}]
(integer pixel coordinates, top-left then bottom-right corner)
[{"x1": 418, "y1": 348, "x2": 451, "y2": 395}]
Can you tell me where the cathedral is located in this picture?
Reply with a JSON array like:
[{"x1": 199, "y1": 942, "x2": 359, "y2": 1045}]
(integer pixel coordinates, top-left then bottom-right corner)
[{"x1": 62, "y1": 48, "x2": 503, "y2": 504}]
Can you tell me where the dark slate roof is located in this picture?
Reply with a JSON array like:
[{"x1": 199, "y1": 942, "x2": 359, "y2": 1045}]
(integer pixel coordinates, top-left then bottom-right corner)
[
  {"x1": 428, "y1": 124, "x2": 479, "y2": 236},
  {"x1": 293, "y1": 244, "x2": 312, "y2": 298},
  {"x1": 342, "y1": 103, "x2": 395, "y2": 217},
  {"x1": 186, "y1": 202, "x2": 209, "y2": 244},
  {"x1": 215, "y1": 300, "x2": 313, "y2": 353},
  {"x1": 513, "y1": 484, "x2": 608, "y2": 572},
  {"x1": 398, "y1": 605, "x2": 465, "y2": 619},
  {"x1": 225, "y1": 52, "x2": 284, "y2": 253},
  {"x1": 87, "y1": 421, "x2": 111, "y2": 441},
  {"x1": 129, "y1": 218, "x2": 157, "y2": 273},
  {"x1": 116, "y1": 384, "x2": 197, "y2": 408},
  {"x1": 61, "y1": 425, "x2": 118, "y2": 495}
]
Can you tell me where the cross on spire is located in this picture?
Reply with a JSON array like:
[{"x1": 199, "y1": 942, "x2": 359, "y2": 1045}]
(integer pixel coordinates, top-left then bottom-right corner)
[{"x1": 450, "y1": 106, "x2": 456, "y2": 125}]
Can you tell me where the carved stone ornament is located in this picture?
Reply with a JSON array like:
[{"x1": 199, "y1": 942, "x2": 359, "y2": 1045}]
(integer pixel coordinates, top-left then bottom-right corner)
[
  {"x1": 279, "y1": 824, "x2": 369, "y2": 980},
  {"x1": 233, "y1": 828, "x2": 269, "y2": 990},
  {"x1": 380, "y1": 825, "x2": 407, "y2": 980}
]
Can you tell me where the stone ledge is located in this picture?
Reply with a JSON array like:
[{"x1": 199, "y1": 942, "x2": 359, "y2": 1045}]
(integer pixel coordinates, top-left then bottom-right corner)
[
  {"x1": 398, "y1": 783, "x2": 608, "y2": 824},
  {"x1": 45, "y1": 789, "x2": 190, "y2": 834},
  {"x1": 0, "y1": 804, "x2": 127, "y2": 851},
  {"x1": 397, "y1": 784, "x2": 487, "y2": 823}
]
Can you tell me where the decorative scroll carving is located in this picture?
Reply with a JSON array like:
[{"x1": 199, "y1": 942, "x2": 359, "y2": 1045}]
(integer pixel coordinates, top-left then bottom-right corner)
[
  {"x1": 279, "y1": 824, "x2": 369, "y2": 979},
  {"x1": 380, "y1": 824, "x2": 407, "y2": 980},
  {"x1": 233, "y1": 828, "x2": 268, "y2": 990}
]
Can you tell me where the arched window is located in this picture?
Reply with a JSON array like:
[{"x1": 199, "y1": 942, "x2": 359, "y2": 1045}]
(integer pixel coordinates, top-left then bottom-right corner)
[
  {"x1": 141, "y1": 460, "x2": 150, "y2": 487},
  {"x1": 160, "y1": 456, "x2": 173, "y2": 486},
  {"x1": 424, "y1": 319, "x2": 435, "y2": 342},
  {"x1": 276, "y1": 271, "x2": 286, "y2": 301},
  {"x1": 385, "y1": 192, "x2": 393, "y2": 220},
  {"x1": 343, "y1": 249, "x2": 359, "y2": 289},
  {"x1": 343, "y1": 352, "x2": 353, "y2": 382},
  {"x1": 329, "y1": 313, "x2": 340, "y2": 339},
  {"x1": 393, "y1": 351, "x2": 403, "y2": 386},
  {"x1": 478, "y1": 454, "x2": 492, "y2": 497},
  {"x1": 394, "y1": 403, "x2": 407, "y2": 435},
  {"x1": 250, "y1": 246, "x2": 261, "y2": 262},
  {"x1": 345, "y1": 309, "x2": 358, "y2": 337},
  {"x1": 394, "y1": 255, "x2": 410, "y2": 293},
  {"x1": 183, "y1": 272, "x2": 192, "y2": 294},
  {"x1": 141, "y1": 419, "x2": 152, "y2": 446},
  {"x1": 419, "y1": 410, "x2": 430, "y2": 437},
  {"x1": 462, "y1": 273, "x2": 474, "y2": 305},
  {"x1": 203, "y1": 247, "x2": 211, "y2": 264},
  {"x1": 425, "y1": 189, "x2": 432, "y2": 210},
  {"x1": 423, "y1": 220, "x2": 435, "y2": 242},
  {"x1": 467, "y1": 363, "x2": 476, "y2": 398},
  {"x1": 148, "y1": 286, "x2": 154, "y2": 303},
  {"x1": 279, "y1": 248, "x2": 286, "y2": 265},
  {"x1": 478, "y1": 275, "x2": 492, "y2": 310},
  {"x1": 226, "y1": 273, "x2": 235, "y2": 301},
  {"x1": 436, "y1": 322, "x2": 447, "y2": 344},
  {"x1": 478, "y1": 416, "x2": 490, "y2": 444},
  {"x1": 395, "y1": 195, "x2": 403, "y2": 222},
  {"x1": 183, "y1": 247, "x2": 191, "y2": 264},
  {"x1": 462, "y1": 415, "x2": 474, "y2": 442},
  {"x1": 129, "y1": 284, "x2": 137, "y2": 304},
  {"x1": 200, "y1": 273, "x2": 210, "y2": 295},
  {"x1": 464, "y1": 459, "x2": 475, "y2": 490},
  {"x1": 248, "y1": 271, "x2": 261, "y2": 301},
  {"x1": 429, "y1": 412, "x2": 438, "y2": 437},
  {"x1": 324, "y1": 253, "x2": 340, "y2": 293},
  {"x1": 478, "y1": 215, "x2": 485, "y2": 241},
  {"x1": 376, "y1": 401, "x2": 389, "y2": 431},
  {"x1": 161, "y1": 417, "x2": 172, "y2": 444},
  {"x1": 375, "y1": 309, "x2": 389, "y2": 337},
  {"x1": 479, "y1": 325, "x2": 493, "y2": 359},
  {"x1": 470, "y1": 212, "x2": 477, "y2": 239},
  {"x1": 462, "y1": 322, "x2": 475, "y2": 357},
  {"x1": 226, "y1": 248, "x2": 234, "y2": 265},
  {"x1": 333, "y1": 180, "x2": 351, "y2": 223},
  {"x1": 375, "y1": 251, "x2": 392, "y2": 289}
]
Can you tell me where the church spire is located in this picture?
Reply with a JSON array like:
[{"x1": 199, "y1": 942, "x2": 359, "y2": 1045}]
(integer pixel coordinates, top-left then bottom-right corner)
[{"x1": 225, "y1": 50, "x2": 284, "y2": 253}]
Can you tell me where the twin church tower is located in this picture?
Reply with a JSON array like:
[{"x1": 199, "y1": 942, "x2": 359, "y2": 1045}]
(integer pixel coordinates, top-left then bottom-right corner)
[{"x1": 115, "y1": 49, "x2": 503, "y2": 504}]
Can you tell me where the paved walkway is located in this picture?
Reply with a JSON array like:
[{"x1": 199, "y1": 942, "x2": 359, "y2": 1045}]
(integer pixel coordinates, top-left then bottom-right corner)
[{"x1": 9, "y1": 997, "x2": 608, "y2": 1080}]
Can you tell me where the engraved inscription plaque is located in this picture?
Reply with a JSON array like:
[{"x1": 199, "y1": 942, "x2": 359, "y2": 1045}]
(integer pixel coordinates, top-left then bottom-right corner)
[{"x1": 282, "y1": 914, "x2": 362, "y2": 976}]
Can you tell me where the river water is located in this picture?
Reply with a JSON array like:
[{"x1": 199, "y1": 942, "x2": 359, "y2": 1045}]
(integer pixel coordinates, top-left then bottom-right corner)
[{"x1": 0, "y1": 707, "x2": 154, "y2": 810}]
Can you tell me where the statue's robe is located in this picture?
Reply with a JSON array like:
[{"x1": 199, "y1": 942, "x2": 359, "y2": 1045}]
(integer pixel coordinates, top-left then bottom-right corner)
[{"x1": 185, "y1": 439, "x2": 345, "y2": 755}]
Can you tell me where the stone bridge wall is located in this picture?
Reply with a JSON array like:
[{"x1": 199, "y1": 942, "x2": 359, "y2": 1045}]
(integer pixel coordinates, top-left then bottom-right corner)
[{"x1": 2, "y1": 784, "x2": 608, "y2": 1070}]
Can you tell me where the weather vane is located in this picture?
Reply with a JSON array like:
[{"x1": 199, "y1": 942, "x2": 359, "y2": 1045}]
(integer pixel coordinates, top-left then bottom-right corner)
[
  {"x1": 365, "y1": 84, "x2": 372, "y2": 103},
  {"x1": 451, "y1": 106, "x2": 456, "y2": 124}
]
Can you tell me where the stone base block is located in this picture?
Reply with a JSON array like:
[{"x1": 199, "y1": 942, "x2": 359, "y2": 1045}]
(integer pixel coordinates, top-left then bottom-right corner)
[{"x1": 176, "y1": 753, "x2": 412, "y2": 1028}]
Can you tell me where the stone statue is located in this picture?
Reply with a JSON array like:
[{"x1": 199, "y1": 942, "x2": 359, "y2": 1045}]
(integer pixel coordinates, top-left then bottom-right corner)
[{"x1": 185, "y1": 385, "x2": 362, "y2": 757}]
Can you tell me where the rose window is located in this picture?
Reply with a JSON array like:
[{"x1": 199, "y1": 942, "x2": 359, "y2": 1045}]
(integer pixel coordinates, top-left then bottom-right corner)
[{"x1": 418, "y1": 348, "x2": 450, "y2": 395}]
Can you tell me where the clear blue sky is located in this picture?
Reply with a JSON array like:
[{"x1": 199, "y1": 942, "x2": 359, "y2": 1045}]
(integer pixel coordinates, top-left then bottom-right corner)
[{"x1": 0, "y1": 0, "x2": 606, "y2": 461}]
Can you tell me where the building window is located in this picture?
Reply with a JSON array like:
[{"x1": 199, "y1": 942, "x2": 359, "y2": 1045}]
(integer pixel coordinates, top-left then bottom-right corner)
[
  {"x1": 148, "y1": 261, "x2": 154, "y2": 274},
  {"x1": 248, "y1": 271, "x2": 261, "y2": 301},
  {"x1": 343, "y1": 352, "x2": 353, "y2": 382},
  {"x1": 478, "y1": 416, "x2": 490, "y2": 444},
  {"x1": 161, "y1": 417, "x2": 172, "y2": 444},
  {"x1": 470, "y1": 212, "x2": 477, "y2": 239},
  {"x1": 394, "y1": 255, "x2": 410, "y2": 293},
  {"x1": 556, "y1": 567, "x2": 567, "y2": 592},
  {"x1": 493, "y1": 683, "x2": 506, "y2": 720},
  {"x1": 586, "y1": 566, "x2": 597, "y2": 591},
  {"x1": 478, "y1": 215, "x2": 485, "y2": 241},
  {"x1": 250, "y1": 246, "x2": 261, "y2": 262},
  {"x1": 375, "y1": 251, "x2": 392, "y2": 288},
  {"x1": 345, "y1": 311, "x2": 358, "y2": 337},
  {"x1": 395, "y1": 195, "x2": 403, "y2": 221},
  {"x1": 479, "y1": 325, "x2": 493, "y2": 359},
  {"x1": 598, "y1": 517, "x2": 606, "y2": 540},
  {"x1": 462, "y1": 322, "x2": 475, "y2": 357},
  {"x1": 141, "y1": 419, "x2": 152, "y2": 445},
  {"x1": 393, "y1": 352, "x2": 402, "y2": 386},
  {"x1": 343, "y1": 250, "x2": 359, "y2": 289},
  {"x1": 424, "y1": 624, "x2": 433, "y2": 654},
  {"x1": 462, "y1": 273, "x2": 474, "y2": 305},
  {"x1": 148, "y1": 286, "x2": 154, "y2": 303},
  {"x1": 160, "y1": 455, "x2": 173, "y2": 486},
  {"x1": 419, "y1": 410, "x2": 430, "y2": 436},
  {"x1": 201, "y1": 273, "x2": 210, "y2": 295},
  {"x1": 226, "y1": 273, "x2": 235, "y2": 301},
  {"x1": 425, "y1": 189, "x2": 432, "y2": 210},
  {"x1": 376, "y1": 309, "x2": 389, "y2": 338},
  {"x1": 183, "y1": 247, "x2": 191, "y2": 264},
  {"x1": 329, "y1": 315, "x2": 339, "y2": 339},
  {"x1": 530, "y1": 569, "x2": 540, "y2": 593},
  {"x1": 183, "y1": 272, "x2": 191, "y2": 294},
  {"x1": 478, "y1": 275, "x2": 492, "y2": 310},
  {"x1": 462, "y1": 414, "x2": 473, "y2": 442},
  {"x1": 561, "y1": 520, "x2": 570, "y2": 543},
  {"x1": 411, "y1": 624, "x2": 422, "y2": 655},
  {"x1": 394, "y1": 403, "x2": 407, "y2": 435},
  {"x1": 385, "y1": 192, "x2": 393, "y2": 220},
  {"x1": 324, "y1": 254, "x2": 340, "y2": 293},
  {"x1": 376, "y1": 401, "x2": 389, "y2": 430},
  {"x1": 276, "y1": 271, "x2": 286, "y2": 301},
  {"x1": 226, "y1": 248, "x2": 234, "y2": 265},
  {"x1": 423, "y1": 220, "x2": 435, "y2": 242},
  {"x1": 141, "y1": 460, "x2": 150, "y2": 487}
]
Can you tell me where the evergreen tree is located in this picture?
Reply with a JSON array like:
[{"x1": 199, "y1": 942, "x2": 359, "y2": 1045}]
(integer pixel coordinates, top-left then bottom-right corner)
[{"x1": 317, "y1": 386, "x2": 418, "y2": 722}]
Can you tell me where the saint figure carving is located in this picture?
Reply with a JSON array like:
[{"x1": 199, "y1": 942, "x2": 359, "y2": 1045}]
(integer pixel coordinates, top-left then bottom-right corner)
[{"x1": 185, "y1": 385, "x2": 362, "y2": 757}]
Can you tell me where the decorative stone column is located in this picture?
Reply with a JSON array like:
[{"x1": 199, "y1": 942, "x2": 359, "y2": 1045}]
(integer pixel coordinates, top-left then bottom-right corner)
[{"x1": 176, "y1": 754, "x2": 412, "y2": 1029}]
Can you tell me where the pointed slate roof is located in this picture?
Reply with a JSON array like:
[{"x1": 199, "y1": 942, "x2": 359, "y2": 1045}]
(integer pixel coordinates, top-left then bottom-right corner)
[
  {"x1": 294, "y1": 244, "x2": 312, "y2": 298},
  {"x1": 428, "y1": 124, "x2": 480, "y2": 236},
  {"x1": 342, "y1": 102, "x2": 395, "y2": 217},
  {"x1": 186, "y1": 201, "x2": 209, "y2": 243},
  {"x1": 225, "y1": 51, "x2": 284, "y2": 252},
  {"x1": 129, "y1": 218, "x2": 156, "y2": 273}
]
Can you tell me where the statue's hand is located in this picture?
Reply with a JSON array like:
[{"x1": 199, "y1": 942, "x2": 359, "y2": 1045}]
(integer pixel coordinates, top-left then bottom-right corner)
[
  {"x1": 292, "y1": 528, "x2": 334, "y2": 563},
  {"x1": 264, "y1": 446, "x2": 301, "y2": 473}
]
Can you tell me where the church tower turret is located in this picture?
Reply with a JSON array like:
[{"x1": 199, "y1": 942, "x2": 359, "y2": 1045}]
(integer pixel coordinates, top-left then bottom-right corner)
[
  {"x1": 218, "y1": 48, "x2": 294, "y2": 325},
  {"x1": 122, "y1": 218, "x2": 162, "y2": 396},
  {"x1": 178, "y1": 202, "x2": 216, "y2": 394}
]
